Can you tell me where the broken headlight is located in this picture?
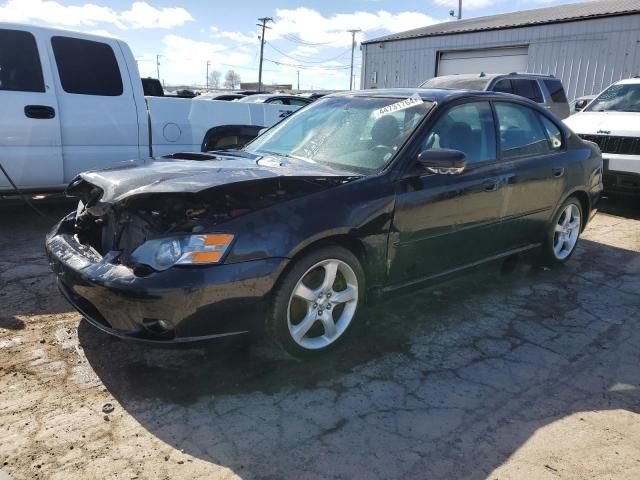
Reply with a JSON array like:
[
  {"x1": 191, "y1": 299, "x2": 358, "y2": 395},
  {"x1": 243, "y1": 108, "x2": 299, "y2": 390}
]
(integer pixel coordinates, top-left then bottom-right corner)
[{"x1": 130, "y1": 234, "x2": 234, "y2": 271}]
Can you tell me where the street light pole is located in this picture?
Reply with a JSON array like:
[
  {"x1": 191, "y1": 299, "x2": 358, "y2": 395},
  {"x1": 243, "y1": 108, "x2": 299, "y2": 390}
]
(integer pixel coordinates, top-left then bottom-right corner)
[
  {"x1": 206, "y1": 60, "x2": 211, "y2": 92},
  {"x1": 347, "y1": 29, "x2": 361, "y2": 90},
  {"x1": 297, "y1": 70, "x2": 300, "y2": 91},
  {"x1": 458, "y1": 0, "x2": 462, "y2": 19},
  {"x1": 257, "y1": 17, "x2": 273, "y2": 93},
  {"x1": 156, "y1": 54, "x2": 162, "y2": 81}
]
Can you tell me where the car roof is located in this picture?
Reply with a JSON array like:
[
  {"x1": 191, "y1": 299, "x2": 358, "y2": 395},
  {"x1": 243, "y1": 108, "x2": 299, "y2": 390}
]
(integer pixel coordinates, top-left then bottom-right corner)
[
  {"x1": 616, "y1": 77, "x2": 640, "y2": 85},
  {"x1": 250, "y1": 94, "x2": 304, "y2": 99},
  {"x1": 329, "y1": 88, "x2": 502, "y2": 102},
  {"x1": 445, "y1": 72, "x2": 554, "y2": 79}
]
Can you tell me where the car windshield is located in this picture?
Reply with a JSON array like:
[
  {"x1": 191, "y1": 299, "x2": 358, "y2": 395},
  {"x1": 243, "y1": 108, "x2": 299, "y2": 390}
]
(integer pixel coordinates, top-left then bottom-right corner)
[
  {"x1": 420, "y1": 76, "x2": 491, "y2": 90},
  {"x1": 245, "y1": 95, "x2": 434, "y2": 173},
  {"x1": 237, "y1": 95, "x2": 269, "y2": 103},
  {"x1": 586, "y1": 83, "x2": 640, "y2": 112}
]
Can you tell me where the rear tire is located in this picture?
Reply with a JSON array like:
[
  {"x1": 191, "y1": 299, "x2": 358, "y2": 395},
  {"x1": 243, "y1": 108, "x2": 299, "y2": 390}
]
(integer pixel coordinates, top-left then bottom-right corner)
[
  {"x1": 266, "y1": 245, "x2": 365, "y2": 359},
  {"x1": 542, "y1": 196, "x2": 583, "y2": 267}
]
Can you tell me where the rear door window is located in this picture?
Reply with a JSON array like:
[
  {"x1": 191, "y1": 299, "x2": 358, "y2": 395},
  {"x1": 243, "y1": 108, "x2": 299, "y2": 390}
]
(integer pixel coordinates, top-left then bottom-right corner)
[
  {"x1": 0, "y1": 29, "x2": 45, "y2": 92},
  {"x1": 543, "y1": 79, "x2": 568, "y2": 103},
  {"x1": 51, "y1": 36, "x2": 123, "y2": 96},
  {"x1": 511, "y1": 79, "x2": 543, "y2": 103},
  {"x1": 495, "y1": 102, "x2": 551, "y2": 159}
]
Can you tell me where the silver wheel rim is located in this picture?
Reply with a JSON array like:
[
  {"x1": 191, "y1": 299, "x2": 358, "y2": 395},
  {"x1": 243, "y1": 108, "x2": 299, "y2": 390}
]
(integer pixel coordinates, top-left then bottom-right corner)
[
  {"x1": 553, "y1": 204, "x2": 581, "y2": 260},
  {"x1": 287, "y1": 259, "x2": 358, "y2": 350}
]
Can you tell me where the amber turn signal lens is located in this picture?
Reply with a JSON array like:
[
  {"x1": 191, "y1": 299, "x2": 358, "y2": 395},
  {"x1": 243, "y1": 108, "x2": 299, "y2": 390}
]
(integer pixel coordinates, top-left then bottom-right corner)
[
  {"x1": 190, "y1": 251, "x2": 223, "y2": 263},
  {"x1": 204, "y1": 234, "x2": 234, "y2": 246}
]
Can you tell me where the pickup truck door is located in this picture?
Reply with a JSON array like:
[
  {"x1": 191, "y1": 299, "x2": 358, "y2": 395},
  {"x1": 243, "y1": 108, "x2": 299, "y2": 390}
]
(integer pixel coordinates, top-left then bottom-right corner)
[
  {"x1": 0, "y1": 28, "x2": 63, "y2": 190},
  {"x1": 46, "y1": 34, "x2": 142, "y2": 183}
]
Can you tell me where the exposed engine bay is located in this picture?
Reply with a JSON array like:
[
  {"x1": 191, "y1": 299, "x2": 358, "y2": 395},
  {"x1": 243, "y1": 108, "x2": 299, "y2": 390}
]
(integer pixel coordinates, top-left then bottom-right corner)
[{"x1": 67, "y1": 176, "x2": 352, "y2": 265}]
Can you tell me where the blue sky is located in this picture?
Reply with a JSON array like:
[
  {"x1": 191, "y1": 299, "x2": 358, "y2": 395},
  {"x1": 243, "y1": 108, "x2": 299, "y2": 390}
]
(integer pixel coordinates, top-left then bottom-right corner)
[{"x1": 0, "y1": 0, "x2": 589, "y2": 89}]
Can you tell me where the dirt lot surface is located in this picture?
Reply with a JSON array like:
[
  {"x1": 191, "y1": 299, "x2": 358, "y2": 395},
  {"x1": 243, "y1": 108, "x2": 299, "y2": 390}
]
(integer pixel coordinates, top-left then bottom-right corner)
[{"x1": 1, "y1": 197, "x2": 639, "y2": 480}]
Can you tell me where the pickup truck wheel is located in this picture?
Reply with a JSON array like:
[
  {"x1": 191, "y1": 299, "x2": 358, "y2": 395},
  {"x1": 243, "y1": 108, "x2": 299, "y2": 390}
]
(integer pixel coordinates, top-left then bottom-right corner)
[
  {"x1": 542, "y1": 197, "x2": 583, "y2": 266},
  {"x1": 267, "y1": 246, "x2": 365, "y2": 359}
]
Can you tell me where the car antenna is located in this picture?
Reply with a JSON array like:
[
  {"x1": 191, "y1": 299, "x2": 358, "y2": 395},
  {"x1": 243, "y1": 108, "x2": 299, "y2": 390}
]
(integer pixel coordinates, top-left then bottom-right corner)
[{"x1": 479, "y1": 72, "x2": 486, "y2": 77}]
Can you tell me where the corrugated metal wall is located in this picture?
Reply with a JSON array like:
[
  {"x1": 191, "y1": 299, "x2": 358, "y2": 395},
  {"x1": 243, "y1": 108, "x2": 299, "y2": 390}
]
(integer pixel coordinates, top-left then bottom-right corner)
[{"x1": 360, "y1": 14, "x2": 640, "y2": 100}]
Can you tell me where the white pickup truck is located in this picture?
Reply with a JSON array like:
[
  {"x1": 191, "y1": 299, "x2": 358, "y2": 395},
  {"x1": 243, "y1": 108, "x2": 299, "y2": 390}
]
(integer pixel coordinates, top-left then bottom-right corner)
[
  {"x1": 0, "y1": 23, "x2": 298, "y2": 193},
  {"x1": 564, "y1": 78, "x2": 640, "y2": 196}
]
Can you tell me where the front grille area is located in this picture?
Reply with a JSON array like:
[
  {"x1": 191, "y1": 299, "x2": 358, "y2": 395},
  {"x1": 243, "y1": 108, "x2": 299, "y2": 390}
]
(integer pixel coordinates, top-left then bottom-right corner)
[{"x1": 579, "y1": 134, "x2": 640, "y2": 156}]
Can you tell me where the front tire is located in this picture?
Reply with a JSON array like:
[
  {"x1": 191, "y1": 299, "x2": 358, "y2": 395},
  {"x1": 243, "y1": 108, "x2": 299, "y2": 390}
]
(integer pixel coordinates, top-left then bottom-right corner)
[
  {"x1": 542, "y1": 197, "x2": 583, "y2": 266},
  {"x1": 267, "y1": 246, "x2": 365, "y2": 359}
]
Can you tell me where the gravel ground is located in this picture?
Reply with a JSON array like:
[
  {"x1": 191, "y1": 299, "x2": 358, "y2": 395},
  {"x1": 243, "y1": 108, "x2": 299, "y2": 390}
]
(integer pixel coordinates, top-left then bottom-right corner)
[{"x1": 0, "y1": 197, "x2": 639, "y2": 480}]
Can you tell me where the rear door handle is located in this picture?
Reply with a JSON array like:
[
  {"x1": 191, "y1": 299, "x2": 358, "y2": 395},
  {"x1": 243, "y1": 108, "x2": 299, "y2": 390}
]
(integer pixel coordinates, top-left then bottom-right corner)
[
  {"x1": 24, "y1": 105, "x2": 56, "y2": 119},
  {"x1": 552, "y1": 167, "x2": 565, "y2": 178}
]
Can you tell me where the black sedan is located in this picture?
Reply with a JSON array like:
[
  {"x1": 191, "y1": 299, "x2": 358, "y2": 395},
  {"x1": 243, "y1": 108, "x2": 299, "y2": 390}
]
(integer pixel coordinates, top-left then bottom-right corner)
[{"x1": 46, "y1": 89, "x2": 603, "y2": 358}]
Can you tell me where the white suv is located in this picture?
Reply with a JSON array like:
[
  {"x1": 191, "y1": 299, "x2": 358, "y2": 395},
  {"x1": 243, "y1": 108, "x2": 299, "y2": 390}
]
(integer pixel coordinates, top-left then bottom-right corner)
[{"x1": 564, "y1": 78, "x2": 640, "y2": 196}]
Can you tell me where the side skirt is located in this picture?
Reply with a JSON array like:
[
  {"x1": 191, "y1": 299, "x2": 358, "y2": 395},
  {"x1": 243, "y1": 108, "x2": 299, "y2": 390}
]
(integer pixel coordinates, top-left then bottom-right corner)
[{"x1": 379, "y1": 243, "x2": 542, "y2": 296}]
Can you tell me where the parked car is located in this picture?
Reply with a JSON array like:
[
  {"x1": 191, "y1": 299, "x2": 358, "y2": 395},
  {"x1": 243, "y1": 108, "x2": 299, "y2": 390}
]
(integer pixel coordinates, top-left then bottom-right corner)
[
  {"x1": 46, "y1": 88, "x2": 602, "y2": 358},
  {"x1": 301, "y1": 91, "x2": 333, "y2": 101},
  {"x1": 0, "y1": 24, "x2": 300, "y2": 194},
  {"x1": 572, "y1": 95, "x2": 596, "y2": 113},
  {"x1": 197, "y1": 92, "x2": 246, "y2": 101},
  {"x1": 564, "y1": 78, "x2": 640, "y2": 195},
  {"x1": 237, "y1": 94, "x2": 312, "y2": 107},
  {"x1": 420, "y1": 73, "x2": 570, "y2": 119}
]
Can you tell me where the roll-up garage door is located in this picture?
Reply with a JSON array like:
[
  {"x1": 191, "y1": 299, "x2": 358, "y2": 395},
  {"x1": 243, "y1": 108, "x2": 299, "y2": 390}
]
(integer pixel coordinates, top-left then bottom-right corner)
[{"x1": 437, "y1": 47, "x2": 529, "y2": 76}]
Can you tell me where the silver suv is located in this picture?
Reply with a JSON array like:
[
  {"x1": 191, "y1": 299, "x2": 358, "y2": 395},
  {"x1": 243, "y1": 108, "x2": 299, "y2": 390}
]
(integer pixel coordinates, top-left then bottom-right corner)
[{"x1": 420, "y1": 73, "x2": 570, "y2": 119}]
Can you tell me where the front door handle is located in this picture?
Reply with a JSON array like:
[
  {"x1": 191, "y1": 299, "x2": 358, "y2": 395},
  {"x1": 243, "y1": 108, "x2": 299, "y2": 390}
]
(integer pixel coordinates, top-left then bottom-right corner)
[
  {"x1": 552, "y1": 167, "x2": 565, "y2": 178},
  {"x1": 483, "y1": 179, "x2": 499, "y2": 191},
  {"x1": 24, "y1": 105, "x2": 56, "y2": 119}
]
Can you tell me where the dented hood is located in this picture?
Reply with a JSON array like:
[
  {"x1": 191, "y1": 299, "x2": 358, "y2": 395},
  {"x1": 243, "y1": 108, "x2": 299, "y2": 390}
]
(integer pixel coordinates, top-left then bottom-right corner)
[{"x1": 69, "y1": 153, "x2": 358, "y2": 203}]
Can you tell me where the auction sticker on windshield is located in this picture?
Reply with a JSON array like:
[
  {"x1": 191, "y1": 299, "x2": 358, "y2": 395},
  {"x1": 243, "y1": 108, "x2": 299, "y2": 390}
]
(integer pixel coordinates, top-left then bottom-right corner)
[{"x1": 374, "y1": 93, "x2": 423, "y2": 118}]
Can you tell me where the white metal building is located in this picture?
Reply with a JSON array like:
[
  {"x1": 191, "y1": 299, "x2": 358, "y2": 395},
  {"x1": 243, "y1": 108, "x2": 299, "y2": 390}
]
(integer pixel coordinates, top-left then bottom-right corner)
[{"x1": 360, "y1": 0, "x2": 640, "y2": 100}]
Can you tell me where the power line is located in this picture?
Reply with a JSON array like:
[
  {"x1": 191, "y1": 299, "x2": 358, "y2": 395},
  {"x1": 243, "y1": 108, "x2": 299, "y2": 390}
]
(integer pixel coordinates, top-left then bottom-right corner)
[
  {"x1": 265, "y1": 41, "x2": 351, "y2": 64},
  {"x1": 264, "y1": 58, "x2": 351, "y2": 70},
  {"x1": 280, "y1": 33, "x2": 334, "y2": 46}
]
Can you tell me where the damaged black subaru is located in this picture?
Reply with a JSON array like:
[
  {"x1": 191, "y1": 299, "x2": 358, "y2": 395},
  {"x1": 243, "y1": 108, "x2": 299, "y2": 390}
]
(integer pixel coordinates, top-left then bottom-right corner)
[{"x1": 46, "y1": 89, "x2": 603, "y2": 357}]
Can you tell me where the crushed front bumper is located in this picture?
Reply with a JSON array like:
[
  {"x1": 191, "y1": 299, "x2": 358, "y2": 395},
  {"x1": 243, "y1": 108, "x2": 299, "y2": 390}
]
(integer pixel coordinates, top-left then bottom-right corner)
[{"x1": 45, "y1": 215, "x2": 288, "y2": 342}]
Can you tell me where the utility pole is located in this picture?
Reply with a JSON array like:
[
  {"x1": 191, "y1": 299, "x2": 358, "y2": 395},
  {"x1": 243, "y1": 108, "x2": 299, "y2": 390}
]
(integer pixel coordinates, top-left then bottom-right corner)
[
  {"x1": 257, "y1": 17, "x2": 273, "y2": 93},
  {"x1": 206, "y1": 60, "x2": 211, "y2": 91},
  {"x1": 156, "y1": 54, "x2": 162, "y2": 80},
  {"x1": 297, "y1": 70, "x2": 300, "y2": 91},
  {"x1": 348, "y1": 29, "x2": 361, "y2": 90},
  {"x1": 458, "y1": 0, "x2": 462, "y2": 19}
]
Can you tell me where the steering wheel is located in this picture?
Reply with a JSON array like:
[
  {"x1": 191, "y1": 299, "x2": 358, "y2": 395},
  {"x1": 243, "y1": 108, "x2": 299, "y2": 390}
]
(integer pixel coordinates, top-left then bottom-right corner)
[{"x1": 371, "y1": 145, "x2": 394, "y2": 157}]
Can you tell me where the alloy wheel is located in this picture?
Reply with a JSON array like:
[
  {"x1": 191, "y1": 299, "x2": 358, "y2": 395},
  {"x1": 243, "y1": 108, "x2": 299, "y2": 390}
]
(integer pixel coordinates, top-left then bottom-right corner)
[
  {"x1": 553, "y1": 203, "x2": 581, "y2": 260},
  {"x1": 286, "y1": 259, "x2": 358, "y2": 350}
]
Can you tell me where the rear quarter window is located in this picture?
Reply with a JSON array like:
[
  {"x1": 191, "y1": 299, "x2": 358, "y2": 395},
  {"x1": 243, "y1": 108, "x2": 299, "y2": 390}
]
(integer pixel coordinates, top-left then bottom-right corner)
[
  {"x1": 543, "y1": 79, "x2": 568, "y2": 103},
  {"x1": 51, "y1": 36, "x2": 123, "y2": 96},
  {"x1": 538, "y1": 114, "x2": 563, "y2": 150},
  {"x1": 0, "y1": 29, "x2": 45, "y2": 93}
]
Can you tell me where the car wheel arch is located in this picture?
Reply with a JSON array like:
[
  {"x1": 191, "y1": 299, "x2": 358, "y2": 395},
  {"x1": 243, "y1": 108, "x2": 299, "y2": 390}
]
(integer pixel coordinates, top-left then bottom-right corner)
[
  {"x1": 553, "y1": 188, "x2": 590, "y2": 232},
  {"x1": 271, "y1": 234, "x2": 371, "y2": 298}
]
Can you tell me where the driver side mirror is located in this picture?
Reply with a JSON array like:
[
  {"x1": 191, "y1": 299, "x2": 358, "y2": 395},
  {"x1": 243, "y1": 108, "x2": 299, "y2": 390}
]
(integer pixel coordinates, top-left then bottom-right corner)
[
  {"x1": 416, "y1": 149, "x2": 467, "y2": 175},
  {"x1": 574, "y1": 99, "x2": 588, "y2": 112}
]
